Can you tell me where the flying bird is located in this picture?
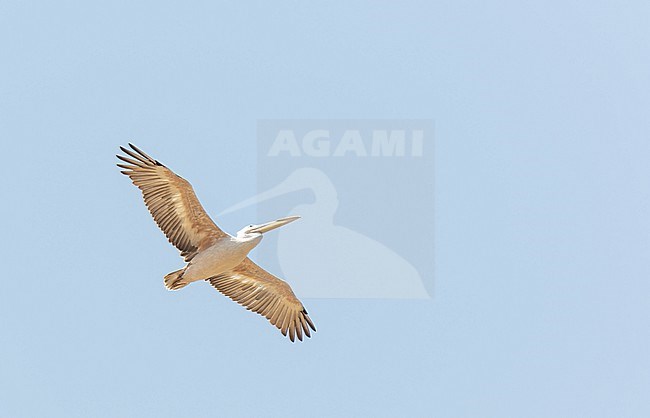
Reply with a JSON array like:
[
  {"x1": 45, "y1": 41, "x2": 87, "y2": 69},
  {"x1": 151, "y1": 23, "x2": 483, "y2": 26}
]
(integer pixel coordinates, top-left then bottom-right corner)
[{"x1": 116, "y1": 143, "x2": 316, "y2": 342}]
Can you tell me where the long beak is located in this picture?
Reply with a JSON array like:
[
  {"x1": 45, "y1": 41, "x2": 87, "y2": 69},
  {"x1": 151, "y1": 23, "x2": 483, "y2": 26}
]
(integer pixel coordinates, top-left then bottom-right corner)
[{"x1": 249, "y1": 216, "x2": 301, "y2": 234}]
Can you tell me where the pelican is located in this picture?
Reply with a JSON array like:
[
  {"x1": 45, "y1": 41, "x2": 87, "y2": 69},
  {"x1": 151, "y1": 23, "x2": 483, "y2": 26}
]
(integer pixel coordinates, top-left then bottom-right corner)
[
  {"x1": 221, "y1": 167, "x2": 430, "y2": 298},
  {"x1": 116, "y1": 143, "x2": 315, "y2": 342}
]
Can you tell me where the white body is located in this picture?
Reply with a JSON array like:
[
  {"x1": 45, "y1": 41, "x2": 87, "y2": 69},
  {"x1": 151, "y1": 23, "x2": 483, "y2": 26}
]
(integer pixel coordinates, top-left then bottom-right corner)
[
  {"x1": 221, "y1": 168, "x2": 430, "y2": 298},
  {"x1": 182, "y1": 235, "x2": 262, "y2": 282}
]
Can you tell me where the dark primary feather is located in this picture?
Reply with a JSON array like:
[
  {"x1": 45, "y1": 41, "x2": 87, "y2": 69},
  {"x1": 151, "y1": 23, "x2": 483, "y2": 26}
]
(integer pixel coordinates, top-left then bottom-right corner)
[
  {"x1": 117, "y1": 143, "x2": 227, "y2": 261},
  {"x1": 208, "y1": 258, "x2": 316, "y2": 342}
]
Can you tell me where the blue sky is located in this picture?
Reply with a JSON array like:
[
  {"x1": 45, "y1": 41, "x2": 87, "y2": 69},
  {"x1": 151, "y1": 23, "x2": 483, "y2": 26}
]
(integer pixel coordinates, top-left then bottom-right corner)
[{"x1": 1, "y1": 1, "x2": 649, "y2": 417}]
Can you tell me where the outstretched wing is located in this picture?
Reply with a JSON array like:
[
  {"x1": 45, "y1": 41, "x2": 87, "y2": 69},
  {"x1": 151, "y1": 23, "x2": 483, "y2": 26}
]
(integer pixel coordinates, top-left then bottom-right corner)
[
  {"x1": 207, "y1": 258, "x2": 316, "y2": 342},
  {"x1": 117, "y1": 143, "x2": 227, "y2": 262}
]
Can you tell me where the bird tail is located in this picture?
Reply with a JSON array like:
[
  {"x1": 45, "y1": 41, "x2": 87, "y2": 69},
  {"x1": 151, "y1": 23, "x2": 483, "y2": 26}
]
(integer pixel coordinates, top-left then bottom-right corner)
[{"x1": 164, "y1": 268, "x2": 189, "y2": 291}]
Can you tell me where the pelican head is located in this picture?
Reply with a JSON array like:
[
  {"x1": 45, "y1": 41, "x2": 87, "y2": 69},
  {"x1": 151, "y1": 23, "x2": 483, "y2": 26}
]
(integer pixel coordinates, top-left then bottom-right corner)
[{"x1": 236, "y1": 215, "x2": 301, "y2": 239}]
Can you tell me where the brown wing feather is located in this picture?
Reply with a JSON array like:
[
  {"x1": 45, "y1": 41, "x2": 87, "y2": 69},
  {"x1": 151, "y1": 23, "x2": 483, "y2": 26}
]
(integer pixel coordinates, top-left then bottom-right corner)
[
  {"x1": 117, "y1": 143, "x2": 227, "y2": 261},
  {"x1": 207, "y1": 258, "x2": 316, "y2": 342}
]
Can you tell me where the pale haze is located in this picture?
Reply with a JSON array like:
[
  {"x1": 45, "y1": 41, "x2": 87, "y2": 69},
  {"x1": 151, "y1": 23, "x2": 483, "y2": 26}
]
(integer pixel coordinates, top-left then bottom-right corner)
[{"x1": 1, "y1": 2, "x2": 649, "y2": 417}]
